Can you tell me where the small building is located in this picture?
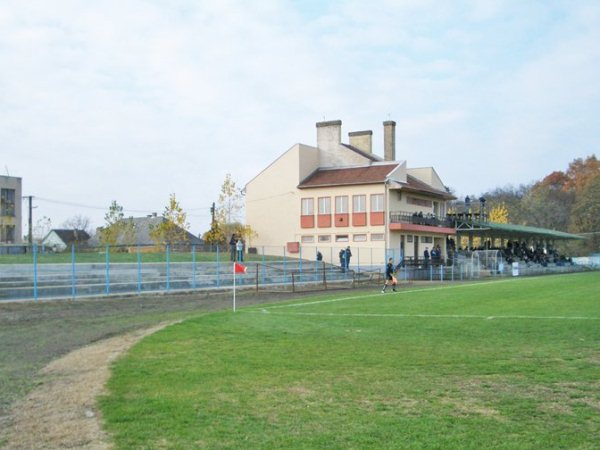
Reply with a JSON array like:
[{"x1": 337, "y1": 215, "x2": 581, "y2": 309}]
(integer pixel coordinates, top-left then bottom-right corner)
[
  {"x1": 0, "y1": 175, "x2": 22, "y2": 244},
  {"x1": 42, "y1": 229, "x2": 91, "y2": 252}
]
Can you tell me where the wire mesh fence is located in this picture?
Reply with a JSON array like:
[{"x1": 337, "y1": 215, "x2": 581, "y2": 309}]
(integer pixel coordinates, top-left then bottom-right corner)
[{"x1": 0, "y1": 243, "x2": 593, "y2": 301}]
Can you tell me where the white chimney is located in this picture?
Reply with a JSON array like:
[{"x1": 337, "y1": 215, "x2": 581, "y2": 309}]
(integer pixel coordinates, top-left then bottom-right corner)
[
  {"x1": 348, "y1": 130, "x2": 373, "y2": 154},
  {"x1": 316, "y1": 120, "x2": 342, "y2": 151}
]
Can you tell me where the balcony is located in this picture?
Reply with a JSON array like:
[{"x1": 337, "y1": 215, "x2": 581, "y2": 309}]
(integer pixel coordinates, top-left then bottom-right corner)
[{"x1": 389, "y1": 211, "x2": 455, "y2": 228}]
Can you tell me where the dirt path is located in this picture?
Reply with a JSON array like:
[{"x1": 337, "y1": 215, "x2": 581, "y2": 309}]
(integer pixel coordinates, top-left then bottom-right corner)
[{"x1": 2, "y1": 322, "x2": 175, "y2": 450}]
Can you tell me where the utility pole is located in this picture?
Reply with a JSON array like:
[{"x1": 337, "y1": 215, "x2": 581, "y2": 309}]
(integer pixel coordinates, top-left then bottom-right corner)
[
  {"x1": 27, "y1": 196, "x2": 33, "y2": 245},
  {"x1": 210, "y1": 202, "x2": 216, "y2": 225}
]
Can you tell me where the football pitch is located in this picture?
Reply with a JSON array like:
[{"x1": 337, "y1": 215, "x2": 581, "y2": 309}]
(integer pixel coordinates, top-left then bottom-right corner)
[{"x1": 100, "y1": 272, "x2": 600, "y2": 449}]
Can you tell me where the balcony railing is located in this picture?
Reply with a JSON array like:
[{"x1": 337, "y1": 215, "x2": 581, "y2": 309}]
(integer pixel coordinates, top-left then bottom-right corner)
[{"x1": 389, "y1": 211, "x2": 455, "y2": 228}]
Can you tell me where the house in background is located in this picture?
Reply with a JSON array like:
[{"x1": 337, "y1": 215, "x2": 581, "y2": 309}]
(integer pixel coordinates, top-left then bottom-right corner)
[
  {"x1": 89, "y1": 215, "x2": 203, "y2": 249},
  {"x1": 42, "y1": 229, "x2": 91, "y2": 252},
  {"x1": 0, "y1": 175, "x2": 22, "y2": 245},
  {"x1": 245, "y1": 119, "x2": 455, "y2": 265}
]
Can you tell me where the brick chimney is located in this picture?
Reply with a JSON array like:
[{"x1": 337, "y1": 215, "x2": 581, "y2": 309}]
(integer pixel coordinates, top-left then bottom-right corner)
[
  {"x1": 348, "y1": 130, "x2": 373, "y2": 154},
  {"x1": 316, "y1": 120, "x2": 342, "y2": 151},
  {"x1": 383, "y1": 120, "x2": 396, "y2": 161}
]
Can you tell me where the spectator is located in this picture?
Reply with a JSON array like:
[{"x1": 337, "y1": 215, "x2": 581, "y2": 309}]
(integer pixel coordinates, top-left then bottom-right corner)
[
  {"x1": 339, "y1": 248, "x2": 346, "y2": 272},
  {"x1": 236, "y1": 238, "x2": 244, "y2": 262},
  {"x1": 344, "y1": 246, "x2": 352, "y2": 270},
  {"x1": 423, "y1": 247, "x2": 430, "y2": 268},
  {"x1": 229, "y1": 234, "x2": 237, "y2": 261}
]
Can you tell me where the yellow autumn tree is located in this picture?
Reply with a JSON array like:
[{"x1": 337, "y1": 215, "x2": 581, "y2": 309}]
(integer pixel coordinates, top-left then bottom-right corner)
[
  {"x1": 488, "y1": 203, "x2": 509, "y2": 224},
  {"x1": 149, "y1": 193, "x2": 190, "y2": 245}
]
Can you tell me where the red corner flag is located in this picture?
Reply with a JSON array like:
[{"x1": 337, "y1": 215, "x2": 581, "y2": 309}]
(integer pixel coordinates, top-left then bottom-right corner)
[{"x1": 234, "y1": 262, "x2": 247, "y2": 274}]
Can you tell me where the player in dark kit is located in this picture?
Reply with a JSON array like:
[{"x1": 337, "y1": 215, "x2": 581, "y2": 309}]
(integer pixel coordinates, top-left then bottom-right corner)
[{"x1": 381, "y1": 257, "x2": 397, "y2": 293}]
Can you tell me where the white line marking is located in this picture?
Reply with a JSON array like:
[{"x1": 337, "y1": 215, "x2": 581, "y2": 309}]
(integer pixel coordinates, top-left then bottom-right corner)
[
  {"x1": 245, "y1": 311, "x2": 600, "y2": 321},
  {"x1": 255, "y1": 278, "x2": 527, "y2": 311}
]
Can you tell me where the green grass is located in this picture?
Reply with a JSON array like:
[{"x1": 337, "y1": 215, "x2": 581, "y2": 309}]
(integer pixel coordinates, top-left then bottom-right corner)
[{"x1": 100, "y1": 272, "x2": 600, "y2": 449}]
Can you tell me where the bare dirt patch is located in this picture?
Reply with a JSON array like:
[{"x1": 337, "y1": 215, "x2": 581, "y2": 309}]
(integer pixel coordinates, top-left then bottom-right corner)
[{"x1": 2, "y1": 322, "x2": 174, "y2": 450}]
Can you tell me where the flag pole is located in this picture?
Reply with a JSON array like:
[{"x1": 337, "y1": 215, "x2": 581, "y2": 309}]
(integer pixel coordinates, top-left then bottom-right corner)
[{"x1": 233, "y1": 263, "x2": 236, "y2": 312}]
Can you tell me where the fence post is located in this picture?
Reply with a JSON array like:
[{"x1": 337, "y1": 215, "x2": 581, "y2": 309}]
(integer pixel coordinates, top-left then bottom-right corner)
[
  {"x1": 137, "y1": 245, "x2": 142, "y2": 294},
  {"x1": 166, "y1": 244, "x2": 171, "y2": 292},
  {"x1": 105, "y1": 245, "x2": 110, "y2": 295},
  {"x1": 71, "y1": 244, "x2": 76, "y2": 300},
  {"x1": 299, "y1": 245, "x2": 303, "y2": 276},
  {"x1": 216, "y1": 245, "x2": 221, "y2": 287},
  {"x1": 283, "y1": 246, "x2": 287, "y2": 280},
  {"x1": 429, "y1": 264, "x2": 433, "y2": 281},
  {"x1": 255, "y1": 263, "x2": 259, "y2": 292},
  {"x1": 33, "y1": 243, "x2": 38, "y2": 301},
  {"x1": 192, "y1": 245, "x2": 197, "y2": 289},
  {"x1": 261, "y1": 247, "x2": 266, "y2": 285}
]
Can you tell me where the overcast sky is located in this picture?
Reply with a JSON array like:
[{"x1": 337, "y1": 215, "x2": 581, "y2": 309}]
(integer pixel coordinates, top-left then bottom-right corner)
[{"x1": 2, "y1": 0, "x2": 599, "y2": 236}]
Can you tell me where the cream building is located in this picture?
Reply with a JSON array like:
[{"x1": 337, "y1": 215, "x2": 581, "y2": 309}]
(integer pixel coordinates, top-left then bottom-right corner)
[
  {"x1": 0, "y1": 175, "x2": 22, "y2": 244},
  {"x1": 245, "y1": 120, "x2": 455, "y2": 266}
]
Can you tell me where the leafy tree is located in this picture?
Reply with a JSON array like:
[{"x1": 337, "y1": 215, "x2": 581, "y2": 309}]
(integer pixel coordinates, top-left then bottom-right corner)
[
  {"x1": 216, "y1": 173, "x2": 244, "y2": 224},
  {"x1": 569, "y1": 174, "x2": 600, "y2": 253},
  {"x1": 212, "y1": 173, "x2": 258, "y2": 245},
  {"x1": 520, "y1": 180, "x2": 574, "y2": 230},
  {"x1": 98, "y1": 201, "x2": 135, "y2": 247},
  {"x1": 563, "y1": 155, "x2": 600, "y2": 193},
  {"x1": 480, "y1": 184, "x2": 530, "y2": 225},
  {"x1": 488, "y1": 203, "x2": 509, "y2": 224},
  {"x1": 203, "y1": 221, "x2": 226, "y2": 245},
  {"x1": 149, "y1": 193, "x2": 190, "y2": 245}
]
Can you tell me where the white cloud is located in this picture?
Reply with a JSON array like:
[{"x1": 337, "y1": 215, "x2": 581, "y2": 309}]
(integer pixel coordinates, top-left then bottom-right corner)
[{"x1": 1, "y1": 0, "x2": 599, "y2": 234}]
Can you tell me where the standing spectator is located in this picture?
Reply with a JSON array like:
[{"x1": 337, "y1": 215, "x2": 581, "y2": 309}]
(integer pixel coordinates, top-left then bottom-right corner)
[
  {"x1": 236, "y1": 238, "x2": 244, "y2": 262},
  {"x1": 316, "y1": 250, "x2": 323, "y2": 262},
  {"x1": 381, "y1": 257, "x2": 397, "y2": 293},
  {"x1": 344, "y1": 246, "x2": 352, "y2": 271},
  {"x1": 339, "y1": 248, "x2": 346, "y2": 272},
  {"x1": 229, "y1": 234, "x2": 237, "y2": 261},
  {"x1": 423, "y1": 247, "x2": 430, "y2": 268}
]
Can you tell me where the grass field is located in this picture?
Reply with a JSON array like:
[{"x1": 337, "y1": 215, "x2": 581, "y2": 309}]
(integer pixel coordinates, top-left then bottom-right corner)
[{"x1": 100, "y1": 272, "x2": 600, "y2": 449}]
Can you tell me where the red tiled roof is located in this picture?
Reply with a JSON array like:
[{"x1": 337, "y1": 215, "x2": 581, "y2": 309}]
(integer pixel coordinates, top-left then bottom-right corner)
[
  {"x1": 403, "y1": 175, "x2": 455, "y2": 199},
  {"x1": 298, "y1": 164, "x2": 398, "y2": 188},
  {"x1": 298, "y1": 165, "x2": 454, "y2": 199}
]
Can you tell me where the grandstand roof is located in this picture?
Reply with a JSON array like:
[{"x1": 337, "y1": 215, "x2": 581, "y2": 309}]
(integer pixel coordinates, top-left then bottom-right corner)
[{"x1": 457, "y1": 221, "x2": 585, "y2": 241}]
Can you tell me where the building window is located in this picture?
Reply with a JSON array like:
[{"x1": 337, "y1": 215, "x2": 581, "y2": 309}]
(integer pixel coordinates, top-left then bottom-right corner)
[
  {"x1": 301, "y1": 198, "x2": 314, "y2": 215},
  {"x1": 421, "y1": 236, "x2": 433, "y2": 244},
  {"x1": 335, "y1": 234, "x2": 349, "y2": 242},
  {"x1": 353, "y1": 234, "x2": 367, "y2": 242},
  {"x1": 371, "y1": 233, "x2": 384, "y2": 241},
  {"x1": 318, "y1": 197, "x2": 331, "y2": 214},
  {"x1": 335, "y1": 196, "x2": 348, "y2": 214},
  {"x1": 1, "y1": 188, "x2": 16, "y2": 217},
  {"x1": 353, "y1": 195, "x2": 366, "y2": 213},
  {"x1": 407, "y1": 235, "x2": 414, "y2": 243},
  {"x1": 318, "y1": 235, "x2": 331, "y2": 243},
  {"x1": 301, "y1": 235, "x2": 314, "y2": 243},
  {"x1": 370, "y1": 194, "x2": 384, "y2": 212},
  {"x1": 0, "y1": 225, "x2": 15, "y2": 243}
]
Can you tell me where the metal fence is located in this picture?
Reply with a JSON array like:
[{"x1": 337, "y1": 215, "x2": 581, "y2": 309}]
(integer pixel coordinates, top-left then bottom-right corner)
[{"x1": 0, "y1": 243, "x2": 593, "y2": 302}]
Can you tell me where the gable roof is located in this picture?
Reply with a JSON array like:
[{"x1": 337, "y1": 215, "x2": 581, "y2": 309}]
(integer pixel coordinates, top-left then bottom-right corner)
[
  {"x1": 47, "y1": 229, "x2": 90, "y2": 244},
  {"x1": 298, "y1": 164, "x2": 399, "y2": 188},
  {"x1": 297, "y1": 164, "x2": 454, "y2": 200},
  {"x1": 398, "y1": 175, "x2": 455, "y2": 200}
]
